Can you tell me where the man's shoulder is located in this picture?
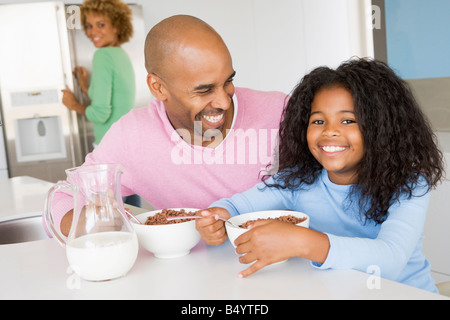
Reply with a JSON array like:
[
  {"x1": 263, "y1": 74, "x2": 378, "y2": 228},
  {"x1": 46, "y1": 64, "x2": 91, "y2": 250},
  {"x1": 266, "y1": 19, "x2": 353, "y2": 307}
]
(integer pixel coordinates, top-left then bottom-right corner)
[
  {"x1": 105, "y1": 99, "x2": 167, "y2": 144},
  {"x1": 236, "y1": 88, "x2": 289, "y2": 109},
  {"x1": 234, "y1": 87, "x2": 287, "y2": 125},
  {"x1": 235, "y1": 87, "x2": 288, "y2": 102},
  {"x1": 115, "y1": 99, "x2": 165, "y2": 129},
  {"x1": 125, "y1": 99, "x2": 162, "y2": 117}
]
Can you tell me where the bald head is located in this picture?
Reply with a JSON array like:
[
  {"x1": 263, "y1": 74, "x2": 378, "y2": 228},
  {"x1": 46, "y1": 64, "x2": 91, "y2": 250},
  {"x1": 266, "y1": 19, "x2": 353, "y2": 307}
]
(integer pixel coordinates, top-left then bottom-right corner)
[{"x1": 144, "y1": 15, "x2": 230, "y2": 79}]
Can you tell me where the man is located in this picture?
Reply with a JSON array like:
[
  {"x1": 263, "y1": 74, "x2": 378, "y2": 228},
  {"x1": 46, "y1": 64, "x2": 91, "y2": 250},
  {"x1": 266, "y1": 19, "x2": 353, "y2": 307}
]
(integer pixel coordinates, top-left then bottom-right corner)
[{"x1": 47, "y1": 15, "x2": 287, "y2": 241}]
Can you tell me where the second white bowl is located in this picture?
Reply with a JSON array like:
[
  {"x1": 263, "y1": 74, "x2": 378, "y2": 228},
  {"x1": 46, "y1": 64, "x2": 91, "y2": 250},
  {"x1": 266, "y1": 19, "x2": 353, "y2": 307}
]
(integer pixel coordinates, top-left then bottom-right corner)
[{"x1": 226, "y1": 210, "x2": 309, "y2": 248}]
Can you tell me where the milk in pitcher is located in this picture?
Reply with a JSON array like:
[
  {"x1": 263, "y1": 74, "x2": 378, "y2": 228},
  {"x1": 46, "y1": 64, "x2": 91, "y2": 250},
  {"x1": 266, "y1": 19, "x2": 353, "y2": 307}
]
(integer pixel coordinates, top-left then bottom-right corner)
[{"x1": 66, "y1": 231, "x2": 138, "y2": 281}]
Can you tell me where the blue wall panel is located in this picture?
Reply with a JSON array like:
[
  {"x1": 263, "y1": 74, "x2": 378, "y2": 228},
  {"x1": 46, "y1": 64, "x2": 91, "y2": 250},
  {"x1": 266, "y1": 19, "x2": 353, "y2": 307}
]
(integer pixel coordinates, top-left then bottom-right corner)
[{"x1": 385, "y1": 0, "x2": 450, "y2": 79}]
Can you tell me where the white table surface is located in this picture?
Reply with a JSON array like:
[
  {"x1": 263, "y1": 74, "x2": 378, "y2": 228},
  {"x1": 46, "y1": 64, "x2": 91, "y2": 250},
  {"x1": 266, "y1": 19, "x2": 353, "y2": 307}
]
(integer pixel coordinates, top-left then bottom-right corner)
[
  {"x1": 0, "y1": 176, "x2": 447, "y2": 301},
  {"x1": 0, "y1": 237, "x2": 447, "y2": 300},
  {"x1": 0, "y1": 176, "x2": 54, "y2": 222}
]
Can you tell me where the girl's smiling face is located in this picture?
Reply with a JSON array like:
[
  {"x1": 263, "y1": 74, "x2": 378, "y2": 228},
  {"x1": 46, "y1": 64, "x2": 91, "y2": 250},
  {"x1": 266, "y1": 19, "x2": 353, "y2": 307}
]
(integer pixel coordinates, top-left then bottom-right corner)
[{"x1": 307, "y1": 86, "x2": 364, "y2": 185}]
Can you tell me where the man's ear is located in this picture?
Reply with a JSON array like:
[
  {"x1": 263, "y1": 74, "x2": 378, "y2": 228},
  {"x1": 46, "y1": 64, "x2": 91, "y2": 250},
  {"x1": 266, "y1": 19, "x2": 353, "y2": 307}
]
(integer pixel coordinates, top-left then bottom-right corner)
[{"x1": 147, "y1": 73, "x2": 167, "y2": 101}]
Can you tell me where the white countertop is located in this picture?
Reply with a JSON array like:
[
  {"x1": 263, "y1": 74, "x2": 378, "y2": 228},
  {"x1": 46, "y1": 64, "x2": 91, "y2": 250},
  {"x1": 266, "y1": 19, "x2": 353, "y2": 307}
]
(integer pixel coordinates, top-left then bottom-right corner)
[
  {"x1": 0, "y1": 238, "x2": 447, "y2": 300},
  {"x1": 0, "y1": 176, "x2": 447, "y2": 301},
  {"x1": 0, "y1": 176, "x2": 54, "y2": 222}
]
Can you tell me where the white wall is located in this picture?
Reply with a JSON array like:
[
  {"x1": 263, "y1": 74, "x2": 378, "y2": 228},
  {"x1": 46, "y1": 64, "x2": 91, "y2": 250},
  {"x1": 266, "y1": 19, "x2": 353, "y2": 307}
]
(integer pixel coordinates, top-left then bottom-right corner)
[
  {"x1": 138, "y1": 0, "x2": 306, "y2": 94},
  {"x1": 423, "y1": 132, "x2": 450, "y2": 283},
  {"x1": 136, "y1": 0, "x2": 373, "y2": 94},
  {"x1": 0, "y1": 0, "x2": 373, "y2": 94}
]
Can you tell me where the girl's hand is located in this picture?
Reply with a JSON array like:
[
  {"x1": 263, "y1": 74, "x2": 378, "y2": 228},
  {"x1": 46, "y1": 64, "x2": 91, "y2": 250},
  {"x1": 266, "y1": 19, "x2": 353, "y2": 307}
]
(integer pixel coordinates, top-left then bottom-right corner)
[
  {"x1": 234, "y1": 220, "x2": 303, "y2": 278},
  {"x1": 235, "y1": 222, "x2": 330, "y2": 278},
  {"x1": 196, "y1": 207, "x2": 230, "y2": 246}
]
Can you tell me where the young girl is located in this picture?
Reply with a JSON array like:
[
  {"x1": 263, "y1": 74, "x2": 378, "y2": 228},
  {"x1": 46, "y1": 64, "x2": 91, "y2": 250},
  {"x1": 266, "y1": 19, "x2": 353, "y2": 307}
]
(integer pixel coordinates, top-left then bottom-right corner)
[{"x1": 197, "y1": 58, "x2": 444, "y2": 293}]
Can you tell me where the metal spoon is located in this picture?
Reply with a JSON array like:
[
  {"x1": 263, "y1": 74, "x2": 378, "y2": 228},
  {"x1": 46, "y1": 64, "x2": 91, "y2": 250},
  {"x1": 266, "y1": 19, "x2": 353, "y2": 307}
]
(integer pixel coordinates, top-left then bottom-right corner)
[
  {"x1": 124, "y1": 209, "x2": 143, "y2": 224},
  {"x1": 166, "y1": 215, "x2": 242, "y2": 228}
]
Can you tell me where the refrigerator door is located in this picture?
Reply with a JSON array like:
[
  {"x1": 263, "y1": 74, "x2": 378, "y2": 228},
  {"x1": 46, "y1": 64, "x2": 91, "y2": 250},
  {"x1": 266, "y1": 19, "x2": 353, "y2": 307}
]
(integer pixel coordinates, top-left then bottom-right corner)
[
  {"x1": 15, "y1": 116, "x2": 67, "y2": 162},
  {"x1": 0, "y1": 1, "x2": 82, "y2": 182}
]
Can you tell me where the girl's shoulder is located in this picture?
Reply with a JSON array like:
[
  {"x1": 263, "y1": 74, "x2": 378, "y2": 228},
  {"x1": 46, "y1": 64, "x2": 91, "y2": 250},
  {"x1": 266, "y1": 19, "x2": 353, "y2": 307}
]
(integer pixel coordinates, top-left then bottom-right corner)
[{"x1": 399, "y1": 174, "x2": 431, "y2": 200}]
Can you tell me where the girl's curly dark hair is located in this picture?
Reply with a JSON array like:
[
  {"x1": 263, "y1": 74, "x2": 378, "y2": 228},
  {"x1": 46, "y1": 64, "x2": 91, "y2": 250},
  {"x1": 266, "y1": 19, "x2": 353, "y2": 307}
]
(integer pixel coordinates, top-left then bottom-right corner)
[
  {"x1": 264, "y1": 58, "x2": 444, "y2": 224},
  {"x1": 81, "y1": 0, "x2": 133, "y2": 45}
]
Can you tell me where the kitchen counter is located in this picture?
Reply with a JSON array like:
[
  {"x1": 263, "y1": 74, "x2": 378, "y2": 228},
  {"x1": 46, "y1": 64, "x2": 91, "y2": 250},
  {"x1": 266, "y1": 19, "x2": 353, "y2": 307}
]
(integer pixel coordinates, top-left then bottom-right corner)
[
  {"x1": 0, "y1": 176, "x2": 148, "y2": 221},
  {"x1": 0, "y1": 176, "x2": 54, "y2": 222},
  {"x1": 0, "y1": 175, "x2": 447, "y2": 301},
  {"x1": 0, "y1": 237, "x2": 447, "y2": 300}
]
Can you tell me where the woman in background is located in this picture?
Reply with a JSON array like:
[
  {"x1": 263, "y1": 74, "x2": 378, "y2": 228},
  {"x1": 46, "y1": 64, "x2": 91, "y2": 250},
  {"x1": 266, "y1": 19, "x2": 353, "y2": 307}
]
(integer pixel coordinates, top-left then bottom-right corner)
[{"x1": 62, "y1": 0, "x2": 140, "y2": 207}]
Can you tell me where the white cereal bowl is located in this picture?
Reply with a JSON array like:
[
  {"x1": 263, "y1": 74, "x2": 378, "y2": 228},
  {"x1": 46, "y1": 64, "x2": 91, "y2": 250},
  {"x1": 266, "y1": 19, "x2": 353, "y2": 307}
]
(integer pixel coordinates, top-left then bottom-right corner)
[
  {"x1": 131, "y1": 208, "x2": 201, "y2": 259},
  {"x1": 226, "y1": 210, "x2": 309, "y2": 248}
]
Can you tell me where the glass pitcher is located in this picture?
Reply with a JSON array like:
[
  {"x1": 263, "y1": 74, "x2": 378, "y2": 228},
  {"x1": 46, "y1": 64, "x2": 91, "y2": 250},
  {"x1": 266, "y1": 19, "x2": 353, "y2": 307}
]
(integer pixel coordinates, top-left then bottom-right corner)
[{"x1": 44, "y1": 163, "x2": 138, "y2": 281}]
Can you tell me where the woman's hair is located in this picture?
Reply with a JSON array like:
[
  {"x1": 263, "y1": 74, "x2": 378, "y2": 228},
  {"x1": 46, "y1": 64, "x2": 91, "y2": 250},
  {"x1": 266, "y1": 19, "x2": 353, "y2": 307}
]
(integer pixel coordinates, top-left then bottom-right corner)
[
  {"x1": 265, "y1": 58, "x2": 444, "y2": 224},
  {"x1": 81, "y1": 0, "x2": 133, "y2": 45}
]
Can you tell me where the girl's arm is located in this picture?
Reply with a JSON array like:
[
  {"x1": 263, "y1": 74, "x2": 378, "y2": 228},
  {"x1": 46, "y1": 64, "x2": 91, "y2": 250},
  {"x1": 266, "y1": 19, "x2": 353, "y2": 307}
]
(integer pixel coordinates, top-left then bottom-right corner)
[
  {"x1": 318, "y1": 192, "x2": 430, "y2": 280},
  {"x1": 197, "y1": 177, "x2": 295, "y2": 246},
  {"x1": 206, "y1": 176, "x2": 431, "y2": 281},
  {"x1": 211, "y1": 179, "x2": 294, "y2": 217},
  {"x1": 216, "y1": 176, "x2": 330, "y2": 277}
]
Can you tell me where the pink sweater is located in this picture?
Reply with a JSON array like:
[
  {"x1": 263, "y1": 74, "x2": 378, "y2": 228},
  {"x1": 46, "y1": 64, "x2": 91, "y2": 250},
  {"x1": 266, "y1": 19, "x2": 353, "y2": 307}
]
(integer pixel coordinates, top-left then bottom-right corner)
[{"x1": 45, "y1": 87, "x2": 287, "y2": 232}]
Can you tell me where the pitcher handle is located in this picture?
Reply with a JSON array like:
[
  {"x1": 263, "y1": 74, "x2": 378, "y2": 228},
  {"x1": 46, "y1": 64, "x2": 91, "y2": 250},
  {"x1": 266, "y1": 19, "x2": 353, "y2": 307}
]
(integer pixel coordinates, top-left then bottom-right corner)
[{"x1": 44, "y1": 181, "x2": 72, "y2": 247}]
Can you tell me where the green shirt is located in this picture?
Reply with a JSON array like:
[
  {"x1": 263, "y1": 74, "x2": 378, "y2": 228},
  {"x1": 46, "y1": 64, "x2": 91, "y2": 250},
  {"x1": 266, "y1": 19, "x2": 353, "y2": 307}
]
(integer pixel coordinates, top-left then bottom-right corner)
[{"x1": 86, "y1": 47, "x2": 135, "y2": 145}]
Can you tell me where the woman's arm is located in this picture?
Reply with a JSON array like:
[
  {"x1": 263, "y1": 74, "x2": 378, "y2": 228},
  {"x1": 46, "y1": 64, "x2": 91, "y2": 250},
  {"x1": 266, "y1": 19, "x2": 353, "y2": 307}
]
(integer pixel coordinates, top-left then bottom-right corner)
[
  {"x1": 85, "y1": 49, "x2": 113, "y2": 124},
  {"x1": 61, "y1": 86, "x2": 86, "y2": 116}
]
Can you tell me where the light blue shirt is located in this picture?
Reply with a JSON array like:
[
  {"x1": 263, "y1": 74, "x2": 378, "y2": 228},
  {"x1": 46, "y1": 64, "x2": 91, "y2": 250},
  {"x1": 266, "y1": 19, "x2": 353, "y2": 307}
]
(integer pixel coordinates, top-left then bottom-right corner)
[{"x1": 211, "y1": 169, "x2": 438, "y2": 293}]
